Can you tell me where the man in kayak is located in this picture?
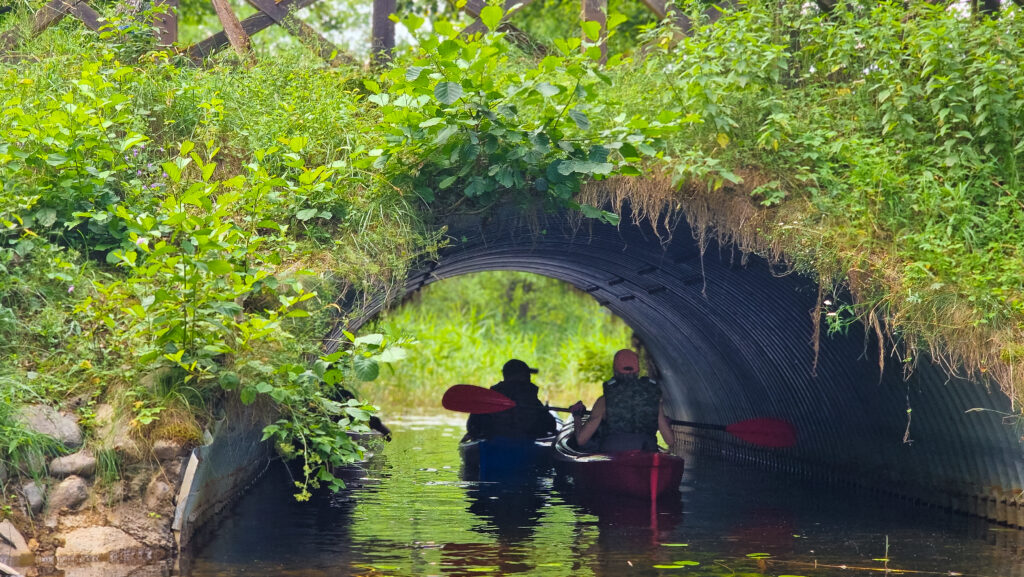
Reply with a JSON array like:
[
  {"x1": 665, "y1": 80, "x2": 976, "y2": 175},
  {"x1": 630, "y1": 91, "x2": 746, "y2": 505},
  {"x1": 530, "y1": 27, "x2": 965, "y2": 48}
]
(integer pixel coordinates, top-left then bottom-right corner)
[
  {"x1": 465, "y1": 359, "x2": 558, "y2": 440},
  {"x1": 568, "y1": 349, "x2": 675, "y2": 452}
]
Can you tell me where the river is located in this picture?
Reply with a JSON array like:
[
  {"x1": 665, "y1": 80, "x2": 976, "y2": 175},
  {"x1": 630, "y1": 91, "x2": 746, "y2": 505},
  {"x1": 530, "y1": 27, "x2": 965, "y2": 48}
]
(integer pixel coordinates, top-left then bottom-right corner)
[{"x1": 177, "y1": 414, "x2": 1024, "y2": 577}]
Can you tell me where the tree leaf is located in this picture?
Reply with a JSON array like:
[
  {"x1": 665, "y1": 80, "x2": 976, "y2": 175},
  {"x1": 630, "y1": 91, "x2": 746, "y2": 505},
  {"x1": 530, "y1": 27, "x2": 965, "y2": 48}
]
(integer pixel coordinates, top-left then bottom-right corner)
[
  {"x1": 405, "y1": 66, "x2": 425, "y2": 81},
  {"x1": 535, "y1": 82, "x2": 560, "y2": 97},
  {"x1": 568, "y1": 109, "x2": 591, "y2": 130},
  {"x1": 480, "y1": 5, "x2": 503, "y2": 31},
  {"x1": 206, "y1": 259, "x2": 234, "y2": 275},
  {"x1": 582, "y1": 20, "x2": 602, "y2": 41},
  {"x1": 434, "y1": 81, "x2": 463, "y2": 105},
  {"x1": 353, "y1": 356, "x2": 380, "y2": 381},
  {"x1": 374, "y1": 346, "x2": 408, "y2": 363},
  {"x1": 240, "y1": 386, "x2": 257, "y2": 405}
]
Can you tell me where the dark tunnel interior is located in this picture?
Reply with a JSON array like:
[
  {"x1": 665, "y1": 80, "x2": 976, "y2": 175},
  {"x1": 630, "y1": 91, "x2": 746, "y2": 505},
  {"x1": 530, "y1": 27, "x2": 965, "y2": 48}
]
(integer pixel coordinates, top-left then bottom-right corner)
[{"x1": 327, "y1": 205, "x2": 1024, "y2": 526}]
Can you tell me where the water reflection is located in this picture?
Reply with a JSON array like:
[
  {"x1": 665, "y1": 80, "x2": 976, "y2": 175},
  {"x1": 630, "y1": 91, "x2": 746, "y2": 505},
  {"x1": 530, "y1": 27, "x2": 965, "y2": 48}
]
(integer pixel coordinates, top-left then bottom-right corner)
[{"x1": 177, "y1": 416, "x2": 1024, "y2": 577}]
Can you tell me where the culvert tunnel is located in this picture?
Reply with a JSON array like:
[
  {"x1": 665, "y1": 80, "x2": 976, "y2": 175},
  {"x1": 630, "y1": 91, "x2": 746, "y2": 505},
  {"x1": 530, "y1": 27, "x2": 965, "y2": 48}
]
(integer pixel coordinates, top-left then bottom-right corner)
[
  {"x1": 331, "y1": 204, "x2": 1024, "y2": 527},
  {"x1": 174, "y1": 203, "x2": 1024, "y2": 550}
]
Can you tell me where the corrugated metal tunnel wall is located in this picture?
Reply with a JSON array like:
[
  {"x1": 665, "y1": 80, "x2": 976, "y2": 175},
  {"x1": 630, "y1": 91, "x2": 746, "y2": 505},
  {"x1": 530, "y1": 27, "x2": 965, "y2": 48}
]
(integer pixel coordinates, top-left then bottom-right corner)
[{"x1": 334, "y1": 206, "x2": 1024, "y2": 526}]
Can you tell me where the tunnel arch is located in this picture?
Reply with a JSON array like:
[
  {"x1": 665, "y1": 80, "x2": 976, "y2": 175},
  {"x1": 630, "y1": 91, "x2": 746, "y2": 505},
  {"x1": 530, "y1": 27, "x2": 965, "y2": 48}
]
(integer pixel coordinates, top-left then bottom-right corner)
[{"x1": 329, "y1": 204, "x2": 1024, "y2": 526}]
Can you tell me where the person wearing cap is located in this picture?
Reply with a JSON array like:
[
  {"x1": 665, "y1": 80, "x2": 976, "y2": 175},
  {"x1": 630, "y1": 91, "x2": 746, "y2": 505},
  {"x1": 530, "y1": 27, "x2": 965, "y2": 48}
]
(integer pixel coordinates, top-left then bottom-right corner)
[
  {"x1": 568, "y1": 349, "x2": 675, "y2": 452},
  {"x1": 465, "y1": 359, "x2": 558, "y2": 441}
]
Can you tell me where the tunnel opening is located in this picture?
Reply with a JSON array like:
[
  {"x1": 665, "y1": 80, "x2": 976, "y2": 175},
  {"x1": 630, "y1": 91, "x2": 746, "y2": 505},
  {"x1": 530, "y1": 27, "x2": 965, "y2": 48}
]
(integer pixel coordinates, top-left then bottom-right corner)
[
  {"x1": 366, "y1": 270, "x2": 633, "y2": 411},
  {"x1": 327, "y1": 204, "x2": 1024, "y2": 527}
]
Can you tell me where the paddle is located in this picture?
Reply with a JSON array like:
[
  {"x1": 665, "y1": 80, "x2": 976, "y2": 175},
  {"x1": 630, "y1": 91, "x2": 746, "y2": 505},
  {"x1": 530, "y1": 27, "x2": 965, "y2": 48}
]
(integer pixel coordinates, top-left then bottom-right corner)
[
  {"x1": 442, "y1": 384, "x2": 580, "y2": 413},
  {"x1": 669, "y1": 418, "x2": 796, "y2": 448},
  {"x1": 442, "y1": 385, "x2": 797, "y2": 448},
  {"x1": 442, "y1": 384, "x2": 517, "y2": 414}
]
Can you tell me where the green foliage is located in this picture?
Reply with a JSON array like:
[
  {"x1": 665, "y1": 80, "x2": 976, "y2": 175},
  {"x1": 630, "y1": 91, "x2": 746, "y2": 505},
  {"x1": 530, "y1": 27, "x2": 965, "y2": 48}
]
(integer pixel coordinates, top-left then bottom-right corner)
[
  {"x1": 371, "y1": 271, "x2": 632, "y2": 409},
  {"x1": 0, "y1": 34, "x2": 432, "y2": 493},
  {"x1": 602, "y1": 0, "x2": 1024, "y2": 391},
  {"x1": 2, "y1": 0, "x2": 1024, "y2": 497},
  {"x1": 360, "y1": 11, "x2": 671, "y2": 224},
  {"x1": 0, "y1": 58, "x2": 149, "y2": 254}
]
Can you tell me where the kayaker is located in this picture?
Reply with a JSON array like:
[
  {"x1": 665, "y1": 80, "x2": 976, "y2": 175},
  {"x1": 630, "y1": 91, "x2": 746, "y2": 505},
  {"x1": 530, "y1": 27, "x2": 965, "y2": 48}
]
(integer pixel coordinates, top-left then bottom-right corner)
[
  {"x1": 568, "y1": 349, "x2": 675, "y2": 452},
  {"x1": 465, "y1": 359, "x2": 558, "y2": 440}
]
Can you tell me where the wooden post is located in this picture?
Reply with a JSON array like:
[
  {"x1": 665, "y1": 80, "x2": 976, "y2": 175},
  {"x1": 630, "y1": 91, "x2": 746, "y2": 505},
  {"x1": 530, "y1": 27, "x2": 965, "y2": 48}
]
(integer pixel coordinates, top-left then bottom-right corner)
[
  {"x1": 153, "y1": 0, "x2": 178, "y2": 46},
  {"x1": 371, "y1": 0, "x2": 395, "y2": 65},
  {"x1": 210, "y1": 0, "x2": 256, "y2": 65},
  {"x1": 581, "y1": 0, "x2": 606, "y2": 64}
]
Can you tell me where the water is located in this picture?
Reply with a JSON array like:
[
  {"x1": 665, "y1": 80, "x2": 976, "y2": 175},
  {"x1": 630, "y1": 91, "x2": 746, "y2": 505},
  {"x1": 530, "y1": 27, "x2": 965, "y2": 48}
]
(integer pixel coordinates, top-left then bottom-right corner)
[{"x1": 179, "y1": 415, "x2": 1024, "y2": 577}]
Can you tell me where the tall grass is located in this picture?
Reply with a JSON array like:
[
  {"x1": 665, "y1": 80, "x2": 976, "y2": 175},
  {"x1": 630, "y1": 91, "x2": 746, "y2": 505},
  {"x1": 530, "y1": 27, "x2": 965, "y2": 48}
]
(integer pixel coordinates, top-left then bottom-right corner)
[{"x1": 368, "y1": 272, "x2": 633, "y2": 412}]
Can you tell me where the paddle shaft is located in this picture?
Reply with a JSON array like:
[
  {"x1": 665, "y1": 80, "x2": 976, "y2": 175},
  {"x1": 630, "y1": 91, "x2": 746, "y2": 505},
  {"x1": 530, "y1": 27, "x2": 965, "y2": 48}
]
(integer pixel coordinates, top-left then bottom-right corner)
[{"x1": 668, "y1": 419, "x2": 727, "y2": 432}]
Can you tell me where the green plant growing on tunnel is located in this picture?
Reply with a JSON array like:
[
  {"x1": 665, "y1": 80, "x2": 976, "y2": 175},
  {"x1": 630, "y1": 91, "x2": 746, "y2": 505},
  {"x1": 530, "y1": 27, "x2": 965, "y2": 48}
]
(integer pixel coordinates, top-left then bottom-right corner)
[
  {"x1": 258, "y1": 333, "x2": 409, "y2": 500},
  {"x1": 359, "y1": 8, "x2": 674, "y2": 223}
]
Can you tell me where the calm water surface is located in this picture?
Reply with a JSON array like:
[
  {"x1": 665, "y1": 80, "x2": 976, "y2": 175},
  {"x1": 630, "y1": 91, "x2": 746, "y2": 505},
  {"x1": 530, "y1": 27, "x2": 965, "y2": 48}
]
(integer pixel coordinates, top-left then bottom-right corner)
[{"x1": 179, "y1": 415, "x2": 1024, "y2": 577}]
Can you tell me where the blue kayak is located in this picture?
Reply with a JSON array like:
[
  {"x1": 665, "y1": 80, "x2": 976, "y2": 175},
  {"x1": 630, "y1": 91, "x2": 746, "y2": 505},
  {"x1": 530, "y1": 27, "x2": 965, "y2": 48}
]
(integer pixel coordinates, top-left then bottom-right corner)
[{"x1": 459, "y1": 435, "x2": 554, "y2": 479}]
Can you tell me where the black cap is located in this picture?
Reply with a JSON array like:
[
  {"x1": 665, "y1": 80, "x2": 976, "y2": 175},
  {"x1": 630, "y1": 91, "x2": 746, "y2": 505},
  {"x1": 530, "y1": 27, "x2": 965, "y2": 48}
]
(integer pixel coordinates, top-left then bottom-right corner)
[{"x1": 502, "y1": 359, "x2": 538, "y2": 379}]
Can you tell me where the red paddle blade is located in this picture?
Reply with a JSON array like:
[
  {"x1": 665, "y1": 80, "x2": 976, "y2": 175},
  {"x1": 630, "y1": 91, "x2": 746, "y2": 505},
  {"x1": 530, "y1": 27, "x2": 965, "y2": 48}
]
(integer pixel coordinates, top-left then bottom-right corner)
[
  {"x1": 724, "y1": 418, "x2": 797, "y2": 448},
  {"x1": 441, "y1": 384, "x2": 517, "y2": 414}
]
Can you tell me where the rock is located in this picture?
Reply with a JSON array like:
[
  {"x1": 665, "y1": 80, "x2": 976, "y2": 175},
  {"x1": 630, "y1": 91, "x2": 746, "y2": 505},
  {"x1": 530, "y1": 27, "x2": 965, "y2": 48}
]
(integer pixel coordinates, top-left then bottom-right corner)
[
  {"x1": 93, "y1": 405, "x2": 141, "y2": 462},
  {"x1": 55, "y1": 527, "x2": 149, "y2": 564},
  {"x1": 21, "y1": 482, "x2": 44, "y2": 515},
  {"x1": 151, "y1": 440, "x2": 185, "y2": 461},
  {"x1": 49, "y1": 452, "x2": 96, "y2": 478},
  {"x1": 17, "y1": 405, "x2": 82, "y2": 448},
  {"x1": 0, "y1": 520, "x2": 32, "y2": 563},
  {"x1": 142, "y1": 476, "x2": 173, "y2": 511},
  {"x1": 46, "y1": 476, "x2": 89, "y2": 514}
]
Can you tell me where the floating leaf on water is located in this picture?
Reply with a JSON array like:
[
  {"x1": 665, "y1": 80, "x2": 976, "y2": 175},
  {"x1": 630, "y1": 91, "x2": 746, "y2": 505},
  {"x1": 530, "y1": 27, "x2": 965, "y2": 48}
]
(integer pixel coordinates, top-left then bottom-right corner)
[
  {"x1": 467, "y1": 567, "x2": 499, "y2": 572},
  {"x1": 652, "y1": 565, "x2": 689, "y2": 569},
  {"x1": 745, "y1": 553, "x2": 771, "y2": 558},
  {"x1": 872, "y1": 558, "x2": 890, "y2": 562},
  {"x1": 673, "y1": 560, "x2": 699, "y2": 566},
  {"x1": 370, "y1": 565, "x2": 400, "y2": 570},
  {"x1": 660, "y1": 543, "x2": 689, "y2": 547}
]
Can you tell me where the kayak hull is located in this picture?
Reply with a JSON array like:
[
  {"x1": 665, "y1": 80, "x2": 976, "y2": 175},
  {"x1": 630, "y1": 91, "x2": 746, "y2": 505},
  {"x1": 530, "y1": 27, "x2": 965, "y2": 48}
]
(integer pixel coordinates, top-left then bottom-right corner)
[
  {"x1": 459, "y1": 436, "x2": 554, "y2": 478},
  {"x1": 552, "y1": 424, "x2": 684, "y2": 500}
]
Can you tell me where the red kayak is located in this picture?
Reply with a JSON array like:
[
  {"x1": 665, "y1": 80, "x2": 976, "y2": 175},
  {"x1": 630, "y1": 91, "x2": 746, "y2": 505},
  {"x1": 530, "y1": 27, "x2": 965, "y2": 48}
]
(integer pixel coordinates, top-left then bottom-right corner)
[{"x1": 552, "y1": 422, "x2": 684, "y2": 501}]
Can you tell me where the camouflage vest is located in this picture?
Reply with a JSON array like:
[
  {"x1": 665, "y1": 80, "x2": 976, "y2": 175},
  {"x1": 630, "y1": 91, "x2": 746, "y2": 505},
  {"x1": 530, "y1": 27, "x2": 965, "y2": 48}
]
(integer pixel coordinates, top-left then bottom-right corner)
[{"x1": 601, "y1": 375, "x2": 661, "y2": 435}]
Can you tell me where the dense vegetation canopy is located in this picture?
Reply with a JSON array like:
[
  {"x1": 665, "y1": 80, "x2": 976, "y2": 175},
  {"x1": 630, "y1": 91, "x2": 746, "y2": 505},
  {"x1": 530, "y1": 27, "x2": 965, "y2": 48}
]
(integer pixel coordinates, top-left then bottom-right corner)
[{"x1": 1, "y1": 0, "x2": 1022, "y2": 498}]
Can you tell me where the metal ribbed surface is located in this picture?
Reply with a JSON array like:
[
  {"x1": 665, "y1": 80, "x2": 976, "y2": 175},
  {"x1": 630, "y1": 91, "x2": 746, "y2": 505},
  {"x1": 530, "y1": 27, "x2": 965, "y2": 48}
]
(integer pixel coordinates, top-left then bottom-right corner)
[{"x1": 329, "y1": 207, "x2": 1024, "y2": 525}]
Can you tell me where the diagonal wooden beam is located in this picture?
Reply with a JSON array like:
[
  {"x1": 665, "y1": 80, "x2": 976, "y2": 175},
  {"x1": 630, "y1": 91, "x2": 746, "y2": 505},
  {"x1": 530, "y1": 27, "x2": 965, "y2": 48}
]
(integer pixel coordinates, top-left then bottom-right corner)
[
  {"x1": 1, "y1": 0, "x2": 107, "y2": 52},
  {"x1": 2, "y1": 0, "x2": 69, "y2": 50},
  {"x1": 211, "y1": 0, "x2": 255, "y2": 65},
  {"x1": 460, "y1": 0, "x2": 546, "y2": 56},
  {"x1": 68, "y1": 0, "x2": 103, "y2": 31},
  {"x1": 243, "y1": 0, "x2": 353, "y2": 65},
  {"x1": 187, "y1": 0, "x2": 314, "y2": 63}
]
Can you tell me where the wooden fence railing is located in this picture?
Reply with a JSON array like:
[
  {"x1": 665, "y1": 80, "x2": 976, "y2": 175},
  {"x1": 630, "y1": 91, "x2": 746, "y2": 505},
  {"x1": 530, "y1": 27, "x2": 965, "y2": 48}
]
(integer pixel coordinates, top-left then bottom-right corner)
[{"x1": 0, "y1": 0, "x2": 735, "y2": 66}]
